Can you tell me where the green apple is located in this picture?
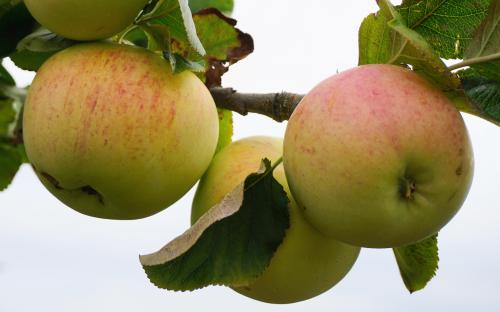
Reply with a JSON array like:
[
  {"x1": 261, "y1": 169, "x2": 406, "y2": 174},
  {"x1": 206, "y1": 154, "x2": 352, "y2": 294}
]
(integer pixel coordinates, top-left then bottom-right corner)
[
  {"x1": 24, "y1": 0, "x2": 149, "y2": 41},
  {"x1": 23, "y1": 42, "x2": 219, "y2": 220},
  {"x1": 192, "y1": 136, "x2": 360, "y2": 304},
  {"x1": 283, "y1": 64, "x2": 474, "y2": 248}
]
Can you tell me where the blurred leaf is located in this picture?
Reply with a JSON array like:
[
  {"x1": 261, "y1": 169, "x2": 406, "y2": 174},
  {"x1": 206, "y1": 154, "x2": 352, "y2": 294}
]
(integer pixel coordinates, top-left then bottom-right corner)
[
  {"x1": 215, "y1": 108, "x2": 233, "y2": 153},
  {"x1": 0, "y1": 81, "x2": 25, "y2": 191},
  {"x1": 0, "y1": 142, "x2": 24, "y2": 191},
  {"x1": 16, "y1": 29, "x2": 75, "y2": 52},
  {"x1": 121, "y1": 25, "x2": 150, "y2": 48},
  {"x1": 393, "y1": 234, "x2": 439, "y2": 293},
  {"x1": 164, "y1": 51, "x2": 206, "y2": 73},
  {"x1": 10, "y1": 29, "x2": 75, "y2": 71},
  {"x1": 460, "y1": 68, "x2": 500, "y2": 121},
  {"x1": 0, "y1": 80, "x2": 27, "y2": 105},
  {"x1": 0, "y1": 1, "x2": 37, "y2": 58},
  {"x1": 0, "y1": 98, "x2": 15, "y2": 137},
  {"x1": 9, "y1": 50, "x2": 54, "y2": 71},
  {"x1": 140, "y1": 159, "x2": 289, "y2": 291},
  {"x1": 189, "y1": 0, "x2": 234, "y2": 14},
  {"x1": 0, "y1": 70, "x2": 28, "y2": 188},
  {"x1": 0, "y1": 63, "x2": 15, "y2": 85},
  {"x1": 398, "y1": 0, "x2": 490, "y2": 59},
  {"x1": 139, "y1": 23, "x2": 172, "y2": 51},
  {"x1": 464, "y1": 0, "x2": 500, "y2": 81}
]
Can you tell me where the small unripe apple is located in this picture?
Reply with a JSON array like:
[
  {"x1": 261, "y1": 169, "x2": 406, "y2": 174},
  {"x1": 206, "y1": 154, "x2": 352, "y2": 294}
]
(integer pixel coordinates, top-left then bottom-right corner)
[
  {"x1": 192, "y1": 136, "x2": 360, "y2": 304},
  {"x1": 23, "y1": 42, "x2": 219, "y2": 220},
  {"x1": 283, "y1": 64, "x2": 474, "y2": 248},
  {"x1": 24, "y1": 0, "x2": 149, "y2": 41}
]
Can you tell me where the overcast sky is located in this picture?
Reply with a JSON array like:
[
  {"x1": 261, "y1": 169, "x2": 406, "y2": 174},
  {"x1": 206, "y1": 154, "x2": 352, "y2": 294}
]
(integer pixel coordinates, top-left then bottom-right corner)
[{"x1": 1, "y1": 1, "x2": 500, "y2": 311}]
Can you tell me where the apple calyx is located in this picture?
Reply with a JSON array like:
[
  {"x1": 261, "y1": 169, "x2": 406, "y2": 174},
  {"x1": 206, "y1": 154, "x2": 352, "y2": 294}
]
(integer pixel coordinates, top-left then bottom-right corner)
[{"x1": 399, "y1": 176, "x2": 417, "y2": 200}]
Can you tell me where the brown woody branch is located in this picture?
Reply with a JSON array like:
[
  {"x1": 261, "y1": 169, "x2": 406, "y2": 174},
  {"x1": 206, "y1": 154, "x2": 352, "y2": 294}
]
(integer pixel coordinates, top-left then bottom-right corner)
[{"x1": 210, "y1": 87, "x2": 304, "y2": 122}]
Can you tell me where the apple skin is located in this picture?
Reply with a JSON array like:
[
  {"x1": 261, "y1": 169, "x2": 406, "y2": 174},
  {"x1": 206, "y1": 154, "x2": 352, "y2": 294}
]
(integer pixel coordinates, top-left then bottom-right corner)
[
  {"x1": 283, "y1": 64, "x2": 474, "y2": 248},
  {"x1": 191, "y1": 136, "x2": 360, "y2": 304},
  {"x1": 24, "y1": 0, "x2": 149, "y2": 41},
  {"x1": 23, "y1": 42, "x2": 219, "y2": 220}
]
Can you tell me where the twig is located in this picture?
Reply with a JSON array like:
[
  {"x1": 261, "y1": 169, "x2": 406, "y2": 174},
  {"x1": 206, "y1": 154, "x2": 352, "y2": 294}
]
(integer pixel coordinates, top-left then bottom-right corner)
[
  {"x1": 210, "y1": 87, "x2": 304, "y2": 122},
  {"x1": 448, "y1": 52, "x2": 500, "y2": 71}
]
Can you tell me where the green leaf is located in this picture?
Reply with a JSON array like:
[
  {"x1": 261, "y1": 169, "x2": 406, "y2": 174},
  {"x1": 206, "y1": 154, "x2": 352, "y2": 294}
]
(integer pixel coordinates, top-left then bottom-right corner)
[
  {"x1": 460, "y1": 69, "x2": 500, "y2": 121},
  {"x1": 164, "y1": 51, "x2": 206, "y2": 73},
  {"x1": 0, "y1": 80, "x2": 27, "y2": 103},
  {"x1": 393, "y1": 234, "x2": 439, "y2": 293},
  {"x1": 464, "y1": 0, "x2": 500, "y2": 81},
  {"x1": 0, "y1": 98, "x2": 15, "y2": 137},
  {"x1": 398, "y1": 0, "x2": 490, "y2": 59},
  {"x1": 121, "y1": 25, "x2": 150, "y2": 48},
  {"x1": 215, "y1": 108, "x2": 233, "y2": 153},
  {"x1": 139, "y1": 23, "x2": 172, "y2": 51},
  {"x1": 192, "y1": 9, "x2": 253, "y2": 86},
  {"x1": 9, "y1": 50, "x2": 54, "y2": 72},
  {"x1": 178, "y1": 0, "x2": 206, "y2": 55},
  {"x1": 10, "y1": 29, "x2": 75, "y2": 71},
  {"x1": 0, "y1": 90, "x2": 25, "y2": 191},
  {"x1": 358, "y1": 10, "x2": 393, "y2": 65},
  {"x1": 192, "y1": 9, "x2": 246, "y2": 60},
  {"x1": 189, "y1": 0, "x2": 234, "y2": 14},
  {"x1": 140, "y1": 159, "x2": 290, "y2": 291},
  {"x1": 136, "y1": 6, "x2": 253, "y2": 82},
  {"x1": 0, "y1": 1, "x2": 37, "y2": 58},
  {"x1": 387, "y1": 16, "x2": 459, "y2": 90},
  {"x1": 0, "y1": 143, "x2": 24, "y2": 191},
  {"x1": 360, "y1": 0, "x2": 460, "y2": 92},
  {"x1": 139, "y1": 0, "x2": 206, "y2": 55},
  {"x1": 0, "y1": 63, "x2": 15, "y2": 85},
  {"x1": 16, "y1": 29, "x2": 75, "y2": 52}
]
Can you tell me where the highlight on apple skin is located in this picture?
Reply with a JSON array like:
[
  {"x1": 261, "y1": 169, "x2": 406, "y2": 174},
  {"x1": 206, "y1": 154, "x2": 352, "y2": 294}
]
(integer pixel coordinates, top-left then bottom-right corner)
[
  {"x1": 283, "y1": 64, "x2": 474, "y2": 248},
  {"x1": 191, "y1": 136, "x2": 361, "y2": 304},
  {"x1": 23, "y1": 42, "x2": 219, "y2": 220},
  {"x1": 24, "y1": 0, "x2": 149, "y2": 41}
]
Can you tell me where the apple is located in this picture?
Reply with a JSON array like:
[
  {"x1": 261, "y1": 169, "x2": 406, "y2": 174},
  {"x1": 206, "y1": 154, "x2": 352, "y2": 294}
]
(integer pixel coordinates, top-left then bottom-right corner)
[
  {"x1": 24, "y1": 0, "x2": 149, "y2": 41},
  {"x1": 191, "y1": 136, "x2": 360, "y2": 304},
  {"x1": 283, "y1": 64, "x2": 474, "y2": 248},
  {"x1": 23, "y1": 42, "x2": 219, "y2": 220}
]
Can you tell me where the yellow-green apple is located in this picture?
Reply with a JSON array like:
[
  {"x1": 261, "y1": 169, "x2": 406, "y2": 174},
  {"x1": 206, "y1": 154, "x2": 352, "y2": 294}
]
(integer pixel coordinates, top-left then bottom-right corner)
[
  {"x1": 283, "y1": 64, "x2": 474, "y2": 248},
  {"x1": 23, "y1": 42, "x2": 219, "y2": 220},
  {"x1": 192, "y1": 136, "x2": 360, "y2": 304},
  {"x1": 24, "y1": 0, "x2": 149, "y2": 41}
]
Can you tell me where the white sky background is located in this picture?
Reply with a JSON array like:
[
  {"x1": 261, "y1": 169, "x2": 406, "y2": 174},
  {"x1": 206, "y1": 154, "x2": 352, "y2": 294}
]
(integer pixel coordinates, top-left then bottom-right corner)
[{"x1": 1, "y1": 0, "x2": 500, "y2": 311}]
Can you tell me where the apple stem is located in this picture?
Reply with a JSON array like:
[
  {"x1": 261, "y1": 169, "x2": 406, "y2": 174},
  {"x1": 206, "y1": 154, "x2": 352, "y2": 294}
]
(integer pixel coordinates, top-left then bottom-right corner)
[{"x1": 270, "y1": 157, "x2": 283, "y2": 171}]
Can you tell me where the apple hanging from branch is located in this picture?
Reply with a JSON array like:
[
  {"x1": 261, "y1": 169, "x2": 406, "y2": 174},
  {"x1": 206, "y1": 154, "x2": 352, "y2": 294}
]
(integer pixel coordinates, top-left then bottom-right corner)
[
  {"x1": 283, "y1": 64, "x2": 474, "y2": 248},
  {"x1": 23, "y1": 42, "x2": 219, "y2": 219},
  {"x1": 23, "y1": 0, "x2": 150, "y2": 40},
  {"x1": 192, "y1": 136, "x2": 361, "y2": 304}
]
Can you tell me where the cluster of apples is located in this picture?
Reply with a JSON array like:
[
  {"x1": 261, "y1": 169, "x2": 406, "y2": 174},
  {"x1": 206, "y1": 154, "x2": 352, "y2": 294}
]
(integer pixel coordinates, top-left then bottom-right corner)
[
  {"x1": 22, "y1": 0, "x2": 474, "y2": 305},
  {"x1": 192, "y1": 65, "x2": 474, "y2": 303}
]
